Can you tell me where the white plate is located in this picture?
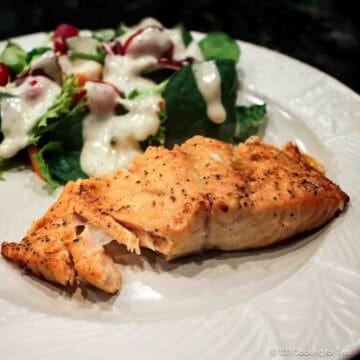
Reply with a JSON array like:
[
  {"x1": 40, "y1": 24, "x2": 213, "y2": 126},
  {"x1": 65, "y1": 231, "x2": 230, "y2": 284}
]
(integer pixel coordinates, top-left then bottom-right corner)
[{"x1": 1, "y1": 32, "x2": 360, "y2": 360}]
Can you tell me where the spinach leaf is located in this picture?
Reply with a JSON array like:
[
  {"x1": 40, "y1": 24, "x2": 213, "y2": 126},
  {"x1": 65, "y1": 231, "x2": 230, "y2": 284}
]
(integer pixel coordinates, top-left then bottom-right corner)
[
  {"x1": 199, "y1": 32, "x2": 240, "y2": 62},
  {"x1": 49, "y1": 111, "x2": 85, "y2": 151},
  {"x1": 234, "y1": 104, "x2": 267, "y2": 142},
  {"x1": 47, "y1": 149, "x2": 87, "y2": 183},
  {"x1": 36, "y1": 141, "x2": 87, "y2": 187},
  {"x1": 0, "y1": 42, "x2": 27, "y2": 74},
  {"x1": 26, "y1": 47, "x2": 52, "y2": 64},
  {"x1": 164, "y1": 59, "x2": 238, "y2": 145},
  {"x1": 34, "y1": 142, "x2": 61, "y2": 189},
  {"x1": 176, "y1": 23, "x2": 193, "y2": 47}
]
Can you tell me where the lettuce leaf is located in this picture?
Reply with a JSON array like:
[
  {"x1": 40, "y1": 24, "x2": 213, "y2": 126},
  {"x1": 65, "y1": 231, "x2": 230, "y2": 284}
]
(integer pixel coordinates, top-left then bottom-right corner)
[
  {"x1": 69, "y1": 50, "x2": 106, "y2": 64},
  {"x1": 127, "y1": 80, "x2": 167, "y2": 99},
  {"x1": 144, "y1": 109, "x2": 167, "y2": 147},
  {"x1": 92, "y1": 29, "x2": 116, "y2": 42},
  {"x1": 28, "y1": 75, "x2": 85, "y2": 144},
  {"x1": 233, "y1": 104, "x2": 267, "y2": 142}
]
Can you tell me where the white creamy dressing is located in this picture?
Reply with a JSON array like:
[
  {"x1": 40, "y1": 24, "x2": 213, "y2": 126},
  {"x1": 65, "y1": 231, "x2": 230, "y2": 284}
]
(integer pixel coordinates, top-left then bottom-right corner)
[
  {"x1": 125, "y1": 26, "x2": 172, "y2": 58},
  {"x1": 81, "y1": 81, "x2": 161, "y2": 176},
  {"x1": 30, "y1": 51, "x2": 61, "y2": 82},
  {"x1": 104, "y1": 25, "x2": 176, "y2": 96},
  {"x1": 120, "y1": 18, "x2": 203, "y2": 62},
  {"x1": 120, "y1": 18, "x2": 163, "y2": 42},
  {"x1": 183, "y1": 40, "x2": 204, "y2": 61},
  {"x1": 192, "y1": 61, "x2": 226, "y2": 124},
  {"x1": 0, "y1": 76, "x2": 61, "y2": 158},
  {"x1": 85, "y1": 81, "x2": 119, "y2": 114},
  {"x1": 103, "y1": 55, "x2": 157, "y2": 96},
  {"x1": 58, "y1": 55, "x2": 102, "y2": 82}
]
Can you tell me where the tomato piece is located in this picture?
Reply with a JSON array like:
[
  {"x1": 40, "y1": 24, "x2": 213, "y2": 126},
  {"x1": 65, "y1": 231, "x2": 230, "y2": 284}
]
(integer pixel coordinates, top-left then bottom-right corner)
[{"x1": 75, "y1": 66, "x2": 103, "y2": 86}]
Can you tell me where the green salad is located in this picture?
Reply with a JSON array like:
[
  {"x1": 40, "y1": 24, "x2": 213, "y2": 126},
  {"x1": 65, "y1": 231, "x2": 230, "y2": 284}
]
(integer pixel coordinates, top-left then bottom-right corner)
[{"x1": 0, "y1": 18, "x2": 266, "y2": 188}]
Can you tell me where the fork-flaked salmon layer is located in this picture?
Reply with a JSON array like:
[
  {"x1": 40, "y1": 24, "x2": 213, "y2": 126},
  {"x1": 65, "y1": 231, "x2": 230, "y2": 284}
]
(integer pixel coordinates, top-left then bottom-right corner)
[
  {"x1": 1, "y1": 181, "x2": 122, "y2": 293},
  {"x1": 1, "y1": 136, "x2": 349, "y2": 293}
]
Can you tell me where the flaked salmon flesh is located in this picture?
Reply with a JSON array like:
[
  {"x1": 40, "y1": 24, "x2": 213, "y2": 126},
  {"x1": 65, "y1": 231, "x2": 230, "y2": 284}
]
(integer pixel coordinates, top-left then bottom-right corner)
[{"x1": 1, "y1": 136, "x2": 349, "y2": 293}]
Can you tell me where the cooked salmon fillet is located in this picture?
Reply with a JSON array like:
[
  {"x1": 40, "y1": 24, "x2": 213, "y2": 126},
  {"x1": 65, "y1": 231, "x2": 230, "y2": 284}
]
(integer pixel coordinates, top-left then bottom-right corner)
[{"x1": 1, "y1": 136, "x2": 349, "y2": 293}]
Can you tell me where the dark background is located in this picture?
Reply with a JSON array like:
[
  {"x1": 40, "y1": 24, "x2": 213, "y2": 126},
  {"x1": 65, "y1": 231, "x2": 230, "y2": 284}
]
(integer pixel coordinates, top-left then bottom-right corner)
[{"x1": 1, "y1": 0, "x2": 359, "y2": 92}]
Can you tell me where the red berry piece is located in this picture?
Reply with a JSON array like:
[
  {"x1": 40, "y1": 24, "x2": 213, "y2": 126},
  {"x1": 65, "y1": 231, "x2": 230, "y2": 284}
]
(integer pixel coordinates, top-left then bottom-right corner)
[
  {"x1": 53, "y1": 23, "x2": 80, "y2": 54},
  {"x1": 0, "y1": 63, "x2": 13, "y2": 86},
  {"x1": 54, "y1": 23, "x2": 79, "y2": 39}
]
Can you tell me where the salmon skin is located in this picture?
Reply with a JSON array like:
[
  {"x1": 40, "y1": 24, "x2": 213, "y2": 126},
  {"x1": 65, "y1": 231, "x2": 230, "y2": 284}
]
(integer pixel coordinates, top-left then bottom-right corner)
[{"x1": 1, "y1": 136, "x2": 349, "y2": 293}]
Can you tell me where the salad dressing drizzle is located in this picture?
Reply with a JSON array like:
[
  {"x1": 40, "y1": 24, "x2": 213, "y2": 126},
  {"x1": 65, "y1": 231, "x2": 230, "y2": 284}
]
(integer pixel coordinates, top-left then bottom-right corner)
[
  {"x1": 0, "y1": 76, "x2": 61, "y2": 158},
  {"x1": 103, "y1": 55, "x2": 157, "y2": 96},
  {"x1": 81, "y1": 81, "x2": 160, "y2": 176},
  {"x1": 119, "y1": 17, "x2": 203, "y2": 63},
  {"x1": 31, "y1": 51, "x2": 61, "y2": 83},
  {"x1": 192, "y1": 61, "x2": 226, "y2": 124}
]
